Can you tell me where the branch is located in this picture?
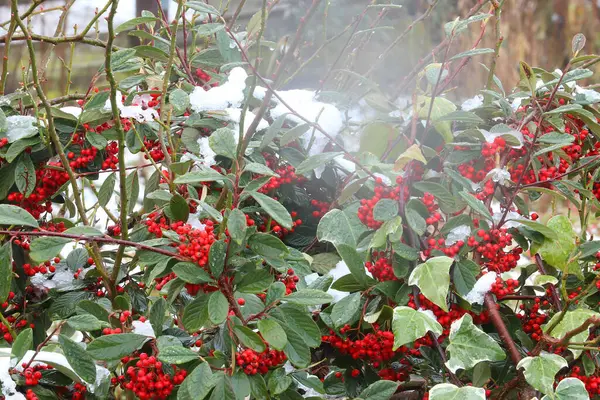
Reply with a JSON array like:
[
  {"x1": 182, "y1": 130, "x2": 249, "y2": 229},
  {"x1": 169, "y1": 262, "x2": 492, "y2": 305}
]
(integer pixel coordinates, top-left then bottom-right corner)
[{"x1": 484, "y1": 293, "x2": 522, "y2": 365}]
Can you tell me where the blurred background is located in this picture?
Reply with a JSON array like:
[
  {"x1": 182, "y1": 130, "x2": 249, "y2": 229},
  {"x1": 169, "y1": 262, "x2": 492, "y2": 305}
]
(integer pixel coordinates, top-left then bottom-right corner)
[{"x1": 2, "y1": 0, "x2": 600, "y2": 100}]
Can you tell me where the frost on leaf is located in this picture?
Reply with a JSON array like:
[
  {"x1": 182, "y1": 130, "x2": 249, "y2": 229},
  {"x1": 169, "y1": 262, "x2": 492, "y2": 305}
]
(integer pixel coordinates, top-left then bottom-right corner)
[
  {"x1": 445, "y1": 314, "x2": 505, "y2": 373},
  {"x1": 6, "y1": 116, "x2": 37, "y2": 143}
]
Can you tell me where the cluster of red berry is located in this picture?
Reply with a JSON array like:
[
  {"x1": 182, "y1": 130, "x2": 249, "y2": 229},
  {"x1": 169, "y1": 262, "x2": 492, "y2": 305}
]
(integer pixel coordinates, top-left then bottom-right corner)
[
  {"x1": 322, "y1": 325, "x2": 398, "y2": 364},
  {"x1": 116, "y1": 353, "x2": 187, "y2": 400},
  {"x1": 516, "y1": 298, "x2": 548, "y2": 342},
  {"x1": 358, "y1": 177, "x2": 407, "y2": 229},
  {"x1": 469, "y1": 228, "x2": 522, "y2": 273},
  {"x1": 258, "y1": 165, "x2": 306, "y2": 193},
  {"x1": 20, "y1": 365, "x2": 51, "y2": 386},
  {"x1": 365, "y1": 253, "x2": 396, "y2": 282},
  {"x1": 310, "y1": 199, "x2": 329, "y2": 218},
  {"x1": 490, "y1": 276, "x2": 519, "y2": 299},
  {"x1": 564, "y1": 366, "x2": 600, "y2": 397},
  {"x1": 21, "y1": 258, "x2": 59, "y2": 276},
  {"x1": 235, "y1": 347, "x2": 287, "y2": 375}
]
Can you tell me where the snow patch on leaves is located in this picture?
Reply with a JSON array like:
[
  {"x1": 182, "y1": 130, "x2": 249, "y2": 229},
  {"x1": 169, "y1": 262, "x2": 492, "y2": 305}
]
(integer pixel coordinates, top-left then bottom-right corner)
[
  {"x1": 464, "y1": 272, "x2": 497, "y2": 305},
  {"x1": 6, "y1": 116, "x2": 37, "y2": 143},
  {"x1": 190, "y1": 67, "x2": 248, "y2": 112}
]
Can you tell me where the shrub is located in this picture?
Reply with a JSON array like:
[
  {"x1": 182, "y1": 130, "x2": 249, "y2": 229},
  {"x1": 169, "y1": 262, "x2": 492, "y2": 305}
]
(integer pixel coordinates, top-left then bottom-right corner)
[{"x1": 1, "y1": 1, "x2": 600, "y2": 399}]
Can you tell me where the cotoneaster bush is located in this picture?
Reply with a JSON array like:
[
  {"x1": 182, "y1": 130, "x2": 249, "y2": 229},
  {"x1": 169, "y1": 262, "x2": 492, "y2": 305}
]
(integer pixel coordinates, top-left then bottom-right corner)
[{"x1": 1, "y1": 0, "x2": 600, "y2": 399}]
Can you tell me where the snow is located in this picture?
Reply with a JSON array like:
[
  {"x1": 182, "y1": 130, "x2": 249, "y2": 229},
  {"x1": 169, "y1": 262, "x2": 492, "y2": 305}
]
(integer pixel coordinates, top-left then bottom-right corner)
[
  {"x1": 464, "y1": 272, "x2": 497, "y2": 305},
  {"x1": 445, "y1": 225, "x2": 471, "y2": 246},
  {"x1": 5, "y1": 116, "x2": 38, "y2": 143},
  {"x1": 0, "y1": 351, "x2": 24, "y2": 400},
  {"x1": 60, "y1": 106, "x2": 83, "y2": 118},
  {"x1": 487, "y1": 167, "x2": 511, "y2": 185},
  {"x1": 197, "y1": 136, "x2": 217, "y2": 167},
  {"x1": 132, "y1": 320, "x2": 156, "y2": 338},
  {"x1": 575, "y1": 85, "x2": 600, "y2": 103},
  {"x1": 253, "y1": 87, "x2": 344, "y2": 157},
  {"x1": 224, "y1": 108, "x2": 269, "y2": 134},
  {"x1": 418, "y1": 308, "x2": 438, "y2": 322},
  {"x1": 373, "y1": 173, "x2": 392, "y2": 186},
  {"x1": 189, "y1": 67, "x2": 248, "y2": 112},
  {"x1": 104, "y1": 91, "x2": 158, "y2": 122},
  {"x1": 461, "y1": 95, "x2": 483, "y2": 111}
]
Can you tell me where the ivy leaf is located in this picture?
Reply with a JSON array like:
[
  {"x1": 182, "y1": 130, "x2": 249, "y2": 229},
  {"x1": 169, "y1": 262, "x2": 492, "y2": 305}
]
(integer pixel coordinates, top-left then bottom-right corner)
[
  {"x1": 445, "y1": 314, "x2": 506, "y2": 373},
  {"x1": 532, "y1": 216, "x2": 578, "y2": 277},
  {"x1": 359, "y1": 381, "x2": 400, "y2": 400},
  {"x1": 227, "y1": 208, "x2": 247, "y2": 245},
  {"x1": 370, "y1": 216, "x2": 402, "y2": 249},
  {"x1": 158, "y1": 346, "x2": 199, "y2": 364},
  {"x1": 429, "y1": 383, "x2": 486, "y2": 400},
  {"x1": 249, "y1": 191, "x2": 293, "y2": 229},
  {"x1": 459, "y1": 192, "x2": 492, "y2": 221},
  {"x1": 59, "y1": 334, "x2": 96, "y2": 384},
  {"x1": 257, "y1": 319, "x2": 287, "y2": 351},
  {"x1": 317, "y1": 208, "x2": 367, "y2": 247},
  {"x1": 0, "y1": 204, "x2": 39, "y2": 227},
  {"x1": 394, "y1": 144, "x2": 427, "y2": 171},
  {"x1": 417, "y1": 96, "x2": 457, "y2": 142},
  {"x1": 541, "y1": 377, "x2": 590, "y2": 400},
  {"x1": 392, "y1": 306, "x2": 443, "y2": 350},
  {"x1": 408, "y1": 256, "x2": 453, "y2": 312},
  {"x1": 544, "y1": 309, "x2": 599, "y2": 358},
  {"x1": 233, "y1": 326, "x2": 266, "y2": 353},
  {"x1": 517, "y1": 352, "x2": 568, "y2": 395},
  {"x1": 87, "y1": 334, "x2": 148, "y2": 361}
]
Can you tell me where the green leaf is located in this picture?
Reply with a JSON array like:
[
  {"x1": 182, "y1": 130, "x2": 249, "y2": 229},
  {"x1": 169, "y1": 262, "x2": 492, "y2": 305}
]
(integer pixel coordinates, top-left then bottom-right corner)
[
  {"x1": 394, "y1": 144, "x2": 427, "y2": 171},
  {"x1": 544, "y1": 309, "x2": 599, "y2": 358},
  {"x1": 150, "y1": 298, "x2": 166, "y2": 336},
  {"x1": 453, "y1": 259, "x2": 479, "y2": 297},
  {"x1": 373, "y1": 198, "x2": 398, "y2": 222},
  {"x1": 282, "y1": 326, "x2": 311, "y2": 368},
  {"x1": 64, "y1": 226, "x2": 104, "y2": 236},
  {"x1": 359, "y1": 380, "x2": 400, "y2": 400},
  {"x1": 115, "y1": 16, "x2": 157, "y2": 34},
  {"x1": 268, "y1": 368, "x2": 291, "y2": 395},
  {"x1": 178, "y1": 362, "x2": 215, "y2": 400},
  {"x1": 448, "y1": 48, "x2": 495, "y2": 62},
  {"x1": 519, "y1": 61, "x2": 538, "y2": 94},
  {"x1": 248, "y1": 233, "x2": 288, "y2": 260},
  {"x1": 135, "y1": 45, "x2": 169, "y2": 62},
  {"x1": 405, "y1": 199, "x2": 427, "y2": 235},
  {"x1": 279, "y1": 124, "x2": 309, "y2": 146},
  {"x1": 279, "y1": 304, "x2": 321, "y2": 347},
  {"x1": 67, "y1": 314, "x2": 109, "y2": 331},
  {"x1": 29, "y1": 237, "x2": 71, "y2": 263},
  {"x1": 429, "y1": 383, "x2": 486, "y2": 400},
  {"x1": 173, "y1": 262, "x2": 214, "y2": 284},
  {"x1": 209, "y1": 240, "x2": 227, "y2": 278},
  {"x1": 170, "y1": 88, "x2": 190, "y2": 114},
  {"x1": 518, "y1": 219, "x2": 560, "y2": 241},
  {"x1": 412, "y1": 181, "x2": 455, "y2": 208},
  {"x1": 186, "y1": 1, "x2": 221, "y2": 15},
  {"x1": 260, "y1": 113, "x2": 287, "y2": 149},
  {"x1": 541, "y1": 378, "x2": 590, "y2": 400},
  {"x1": 370, "y1": 216, "x2": 403, "y2": 249},
  {"x1": 59, "y1": 334, "x2": 96, "y2": 384},
  {"x1": 182, "y1": 295, "x2": 210, "y2": 332},
  {"x1": 227, "y1": 208, "x2": 247, "y2": 245},
  {"x1": 417, "y1": 96, "x2": 457, "y2": 142},
  {"x1": 194, "y1": 23, "x2": 225, "y2": 37},
  {"x1": 87, "y1": 334, "x2": 148, "y2": 361},
  {"x1": 243, "y1": 162, "x2": 278, "y2": 177},
  {"x1": 169, "y1": 194, "x2": 190, "y2": 222},
  {"x1": 335, "y1": 244, "x2": 369, "y2": 287},
  {"x1": 258, "y1": 319, "x2": 287, "y2": 351},
  {"x1": 233, "y1": 325, "x2": 266, "y2": 352},
  {"x1": 174, "y1": 169, "x2": 228, "y2": 184},
  {"x1": 310, "y1": 252, "x2": 341, "y2": 274},
  {"x1": 15, "y1": 154, "x2": 35, "y2": 197},
  {"x1": 295, "y1": 152, "x2": 343, "y2": 176},
  {"x1": 532, "y1": 216, "x2": 578, "y2": 277},
  {"x1": 0, "y1": 204, "x2": 39, "y2": 227},
  {"x1": 11, "y1": 328, "x2": 32, "y2": 364},
  {"x1": 284, "y1": 290, "x2": 332, "y2": 306},
  {"x1": 249, "y1": 192, "x2": 293, "y2": 229},
  {"x1": 209, "y1": 128, "x2": 237, "y2": 159},
  {"x1": 408, "y1": 256, "x2": 452, "y2": 311},
  {"x1": 317, "y1": 208, "x2": 367, "y2": 247},
  {"x1": 459, "y1": 192, "x2": 492, "y2": 221},
  {"x1": 392, "y1": 306, "x2": 442, "y2": 350},
  {"x1": 158, "y1": 346, "x2": 199, "y2": 364},
  {"x1": 208, "y1": 291, "x2": 229, "y2": 325},
  {"x1": 517, "y1": 352, "x2": 568, "y2": 395},
  {"x1": 125, "y1": 170, "x2": 139, "y2": 214},
  {"x1": 210, "y1": 372, "x2": 236, "y2": 400},
  {"x1": 445, "y1": 314, "x2": 505, "y2": 373},
  {"x1": 0, "y1": 243, "x2": 11, "y2": 303},
  {"x1": 331, "y1": 292, "x2": 361, "y2": 328},
  {"x1": 238, "y1": 269, "x2": 274, "y2": 293},
  {"x1": 98, "y1": 173, "x2": 116, "y2": 208}
]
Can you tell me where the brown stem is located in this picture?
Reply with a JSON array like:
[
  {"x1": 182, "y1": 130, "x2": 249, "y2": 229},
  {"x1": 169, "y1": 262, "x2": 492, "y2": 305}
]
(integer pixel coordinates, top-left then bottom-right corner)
[
  {"x1": 484, "y1": 293, "x2": 522, "y2": 365},
  {"x1": 534, "y1": 254, "x2": 562, "y2": 310}
]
